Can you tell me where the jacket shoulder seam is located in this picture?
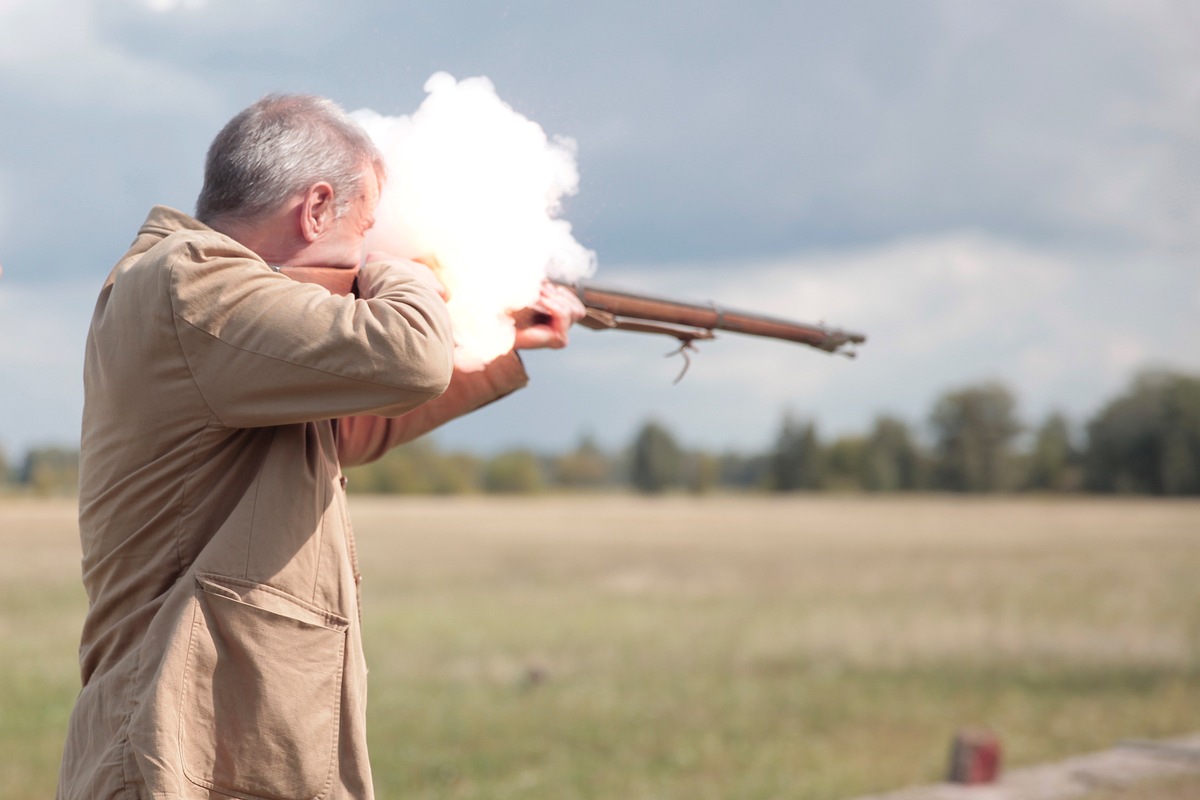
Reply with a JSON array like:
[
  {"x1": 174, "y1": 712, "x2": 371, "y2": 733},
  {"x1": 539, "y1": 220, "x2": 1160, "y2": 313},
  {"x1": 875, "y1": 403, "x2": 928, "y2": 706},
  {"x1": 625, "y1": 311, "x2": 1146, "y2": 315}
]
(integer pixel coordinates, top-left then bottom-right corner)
[{"x1": 165, "y1": 249, "x2": 230, "y2": 428}]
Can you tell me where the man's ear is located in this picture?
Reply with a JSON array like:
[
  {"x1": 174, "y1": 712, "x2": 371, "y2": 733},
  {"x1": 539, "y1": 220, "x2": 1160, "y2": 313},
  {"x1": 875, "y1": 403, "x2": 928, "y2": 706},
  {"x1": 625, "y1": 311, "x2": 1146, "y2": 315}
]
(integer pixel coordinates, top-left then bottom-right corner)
[{"x1": 299, "y1": 182, "x2": 336, "y2": 242}]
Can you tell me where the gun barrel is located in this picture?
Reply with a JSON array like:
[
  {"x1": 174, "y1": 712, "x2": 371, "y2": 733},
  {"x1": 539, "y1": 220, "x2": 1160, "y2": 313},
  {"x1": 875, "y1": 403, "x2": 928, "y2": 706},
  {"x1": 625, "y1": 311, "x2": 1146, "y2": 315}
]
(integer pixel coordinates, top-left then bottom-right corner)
[{"x1": 553, "y1": 280, "x2": 866, "y2": 356}]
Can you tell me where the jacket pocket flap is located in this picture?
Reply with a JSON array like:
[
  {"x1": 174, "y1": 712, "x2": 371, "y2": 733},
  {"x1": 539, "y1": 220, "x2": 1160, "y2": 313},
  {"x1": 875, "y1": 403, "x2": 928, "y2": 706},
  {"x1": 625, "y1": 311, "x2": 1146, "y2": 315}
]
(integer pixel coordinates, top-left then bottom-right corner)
[{"x1": 196, "y1": 572, "x2": 349, "y2": 631}]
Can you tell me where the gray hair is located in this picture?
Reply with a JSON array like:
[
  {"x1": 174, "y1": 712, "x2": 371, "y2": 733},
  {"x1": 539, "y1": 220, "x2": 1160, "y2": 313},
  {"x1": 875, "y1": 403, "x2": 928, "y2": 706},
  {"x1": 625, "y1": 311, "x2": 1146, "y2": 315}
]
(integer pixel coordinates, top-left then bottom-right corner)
[{"x1": 195, "y1": 94, "x2": 385, "y2": 226}]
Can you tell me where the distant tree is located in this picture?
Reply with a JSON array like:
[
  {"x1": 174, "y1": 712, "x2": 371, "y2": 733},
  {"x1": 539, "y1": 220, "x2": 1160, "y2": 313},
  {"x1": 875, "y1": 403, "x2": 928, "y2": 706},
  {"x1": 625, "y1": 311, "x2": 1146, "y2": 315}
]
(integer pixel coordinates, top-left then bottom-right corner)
[
  {"x1": 346, "y1": 439, "x2": 480, "y2": 494},
  {"x1": 20, "y1": 447, "x2": 80, "y2": 496},
  {"x1": 1084, "y1": 370, "x2": 1200, "y2": 495},
  {"x1": 769, "y1": 413, "x2": 825, "y2": 491},
  {"x1": 431, "y1": 453, "x2": 485, "y2": 494},
  {"x1": 861, "y1": 415, "x2": 924, "y2": 491},
  {"x1": 551, "y1": 435, "x2": 615, "y2": 489},
  {"x1": 630, "y1": 420, "x2": 683, "y2": 494},
  {"x1": 716, "y1": 452, "x2": 769, "y2": 490},
  {"x1": 0, "y1": 445, "x2": 8, "y2": 488},
  {"x1": 346, "y1": 445, "x2": 418, "y2": 494},
  {"x1": 681, "y1": 451, "x2": 721, "y2": 495},
  {"x1": 825, "y1": 435, "x2": 866, "y2": 490},
  {"x1": 483, "y1": 450, "x2": 545, "y2": 494},
  {"x1": 1023, "y1": 412, "x2": 1080, "y2": 491},
  {"x1": 929, "y1": 382, "x2": 1021, "y2": 492}
]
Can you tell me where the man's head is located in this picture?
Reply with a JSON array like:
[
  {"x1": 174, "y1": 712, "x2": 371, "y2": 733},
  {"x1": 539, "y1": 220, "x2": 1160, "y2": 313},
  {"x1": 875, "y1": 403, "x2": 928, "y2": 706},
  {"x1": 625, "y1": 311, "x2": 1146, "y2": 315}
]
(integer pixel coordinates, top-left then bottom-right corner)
[{"x1": 196, "y1": 94, "x2": 385, "y2": 269}]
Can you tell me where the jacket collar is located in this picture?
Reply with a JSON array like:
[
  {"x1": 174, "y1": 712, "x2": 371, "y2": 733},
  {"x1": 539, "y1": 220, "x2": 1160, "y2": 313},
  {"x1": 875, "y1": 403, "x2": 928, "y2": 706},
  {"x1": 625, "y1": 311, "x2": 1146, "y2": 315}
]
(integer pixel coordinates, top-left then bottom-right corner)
[{"x1": 137, "y1": 206, "x2": 211, "y2": 238}]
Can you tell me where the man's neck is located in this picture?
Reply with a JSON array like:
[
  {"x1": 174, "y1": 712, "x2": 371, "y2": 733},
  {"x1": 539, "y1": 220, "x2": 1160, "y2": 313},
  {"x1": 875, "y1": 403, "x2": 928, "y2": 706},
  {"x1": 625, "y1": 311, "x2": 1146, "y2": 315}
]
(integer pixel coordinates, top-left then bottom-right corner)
[{"x1": 207, "y1": 213, "x2": 302, "y2": 266}]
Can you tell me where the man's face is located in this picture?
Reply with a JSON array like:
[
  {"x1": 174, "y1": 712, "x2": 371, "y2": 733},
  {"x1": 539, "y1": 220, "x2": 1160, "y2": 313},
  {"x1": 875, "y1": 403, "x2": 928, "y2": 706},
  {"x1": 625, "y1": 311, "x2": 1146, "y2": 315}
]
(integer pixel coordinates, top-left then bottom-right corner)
[{"x1": 308, "y1": 166, "x2": 381, "y2": 270}]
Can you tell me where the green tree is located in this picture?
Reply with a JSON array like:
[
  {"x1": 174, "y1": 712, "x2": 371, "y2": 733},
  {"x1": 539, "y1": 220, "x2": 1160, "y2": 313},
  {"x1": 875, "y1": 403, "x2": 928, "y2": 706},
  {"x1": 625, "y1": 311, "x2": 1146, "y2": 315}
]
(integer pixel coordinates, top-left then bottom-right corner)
[
  {"x1": 825, "y1": 435, "x2": 866, "y2": 490},
  {"x1": 630, "y1": 420, "x2": 682, "y2": 494},
  {"x1": 929, "y1": 382, "x2": 1021, "y2": 492},
  {"x1": 346, "y1": 439, "x2": 480, "y2": 494},
  {"x1": 769, "y1": 414, "x2": 824, "y2": 491},
  {"x1": 1084, "y1": 370, "x2": 1200, "y2": 495},
  {"x1": 1023, "y1": 412, "x2": 1080, "y2": 491},
  {"x1": 861, "y1": 415, "x2": 923, "y2": 491},
  {"x1": 681, "y1": 451, "x2": 721, "y2": 495},
  {"x1": 21, "y1": 447, "x2": 80, "y2": 496},
  {"x1": 551, "y1": 435, "x2": 614, "y2": 489},
  {"x1": 717, "y1": 452, "x2": 769, "y2": 490},
  {"x1": 483, "y1": 450, "x2": 545, "y2": 494}
]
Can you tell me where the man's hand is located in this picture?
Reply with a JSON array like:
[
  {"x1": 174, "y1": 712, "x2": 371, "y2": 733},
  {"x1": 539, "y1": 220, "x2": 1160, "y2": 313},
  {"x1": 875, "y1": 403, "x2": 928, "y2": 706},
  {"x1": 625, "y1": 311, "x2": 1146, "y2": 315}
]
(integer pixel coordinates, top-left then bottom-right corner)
[{"x1": 512, "y1": 282, "x2": 586, "y2": 350}]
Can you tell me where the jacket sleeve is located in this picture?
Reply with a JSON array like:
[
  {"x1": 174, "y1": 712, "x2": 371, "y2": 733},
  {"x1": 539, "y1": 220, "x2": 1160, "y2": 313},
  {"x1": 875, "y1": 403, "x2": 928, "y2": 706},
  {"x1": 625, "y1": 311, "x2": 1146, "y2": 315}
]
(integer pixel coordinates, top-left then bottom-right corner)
[
  {"x1": 336, "y1": 350, "x2": 529, "y2": 468},
  {"x1": 169, "y1": 246, "x2": 455, "y2": 428}
]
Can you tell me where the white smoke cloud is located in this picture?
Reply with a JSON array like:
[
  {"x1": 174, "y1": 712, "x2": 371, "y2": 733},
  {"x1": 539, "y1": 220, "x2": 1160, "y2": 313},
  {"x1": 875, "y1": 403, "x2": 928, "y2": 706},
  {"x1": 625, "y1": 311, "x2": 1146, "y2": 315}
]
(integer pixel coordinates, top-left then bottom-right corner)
[{"x1": 353, "y1": 72, "x2": 596, "y2": 370}]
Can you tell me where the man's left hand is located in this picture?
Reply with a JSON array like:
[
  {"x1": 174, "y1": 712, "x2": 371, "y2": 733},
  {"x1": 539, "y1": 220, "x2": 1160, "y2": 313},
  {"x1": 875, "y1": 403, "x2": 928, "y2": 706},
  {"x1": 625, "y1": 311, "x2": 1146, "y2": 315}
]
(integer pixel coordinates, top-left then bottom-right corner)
[{"x1": 512, "y1": 282, "x2": 587, "y2": 350}]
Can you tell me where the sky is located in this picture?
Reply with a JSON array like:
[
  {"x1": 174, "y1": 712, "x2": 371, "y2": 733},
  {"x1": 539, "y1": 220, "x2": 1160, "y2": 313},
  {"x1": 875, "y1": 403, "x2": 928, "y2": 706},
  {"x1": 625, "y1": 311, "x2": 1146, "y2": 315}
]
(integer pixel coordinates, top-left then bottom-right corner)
[{"x1": 1, "y1": 0, "x2": 1197, "y2": 459}]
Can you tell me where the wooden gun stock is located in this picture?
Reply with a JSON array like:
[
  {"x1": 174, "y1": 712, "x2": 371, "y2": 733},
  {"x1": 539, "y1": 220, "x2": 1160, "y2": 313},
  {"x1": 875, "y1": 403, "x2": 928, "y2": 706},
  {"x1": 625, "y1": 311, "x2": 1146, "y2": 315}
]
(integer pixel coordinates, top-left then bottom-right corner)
[
  {"x1": 280, "y1": 266, "x2": 867, "y2": 380},
  {"x1": 278, "y1": 264, "x2": 360, "y2": 296},
  {"x1": 553, "y1": 280, "x2": 866, "y2": 357}
]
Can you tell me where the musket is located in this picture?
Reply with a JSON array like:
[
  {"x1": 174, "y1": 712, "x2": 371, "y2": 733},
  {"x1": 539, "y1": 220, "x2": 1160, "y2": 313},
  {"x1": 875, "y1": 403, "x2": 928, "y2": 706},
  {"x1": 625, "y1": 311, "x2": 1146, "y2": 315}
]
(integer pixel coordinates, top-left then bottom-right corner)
[
  {"x1": 553, "y1": 279, "x2": 866, "y2": 381},
  {"x1": 280, "y1": 265, "x2": 867, "y2": 380}
]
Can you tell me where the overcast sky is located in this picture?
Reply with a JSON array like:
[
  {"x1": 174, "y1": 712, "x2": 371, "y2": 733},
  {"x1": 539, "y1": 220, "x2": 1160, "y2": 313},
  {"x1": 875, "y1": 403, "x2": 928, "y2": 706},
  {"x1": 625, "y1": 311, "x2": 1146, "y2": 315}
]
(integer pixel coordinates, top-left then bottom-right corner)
[{"x1": 1, "y1": 0, "x2": 1197, "y2": 458}]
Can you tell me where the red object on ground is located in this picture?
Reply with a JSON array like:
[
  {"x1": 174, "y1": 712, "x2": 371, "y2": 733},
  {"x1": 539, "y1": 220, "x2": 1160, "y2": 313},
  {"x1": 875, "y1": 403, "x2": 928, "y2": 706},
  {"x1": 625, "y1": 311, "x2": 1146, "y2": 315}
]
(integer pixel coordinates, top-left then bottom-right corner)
[{"x1": 947, "y1": 727, "x2": 1002, "y2": 784}]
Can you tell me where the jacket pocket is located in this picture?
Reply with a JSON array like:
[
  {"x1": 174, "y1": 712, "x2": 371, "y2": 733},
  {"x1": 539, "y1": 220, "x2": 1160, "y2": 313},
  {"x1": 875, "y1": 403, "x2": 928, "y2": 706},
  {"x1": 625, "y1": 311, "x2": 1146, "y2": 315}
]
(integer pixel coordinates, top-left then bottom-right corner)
[{"x1": 180, "y1": 573, "x2": 350, "y2": 800}]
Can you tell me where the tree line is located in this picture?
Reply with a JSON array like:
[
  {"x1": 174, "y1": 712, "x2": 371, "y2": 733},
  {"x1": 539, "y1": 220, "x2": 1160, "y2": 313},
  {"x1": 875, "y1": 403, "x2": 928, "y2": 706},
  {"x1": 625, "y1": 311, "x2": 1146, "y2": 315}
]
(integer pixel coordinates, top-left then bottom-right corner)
[{"x1": 4, "y1": 369, "x2": 1199, "y2": 497}]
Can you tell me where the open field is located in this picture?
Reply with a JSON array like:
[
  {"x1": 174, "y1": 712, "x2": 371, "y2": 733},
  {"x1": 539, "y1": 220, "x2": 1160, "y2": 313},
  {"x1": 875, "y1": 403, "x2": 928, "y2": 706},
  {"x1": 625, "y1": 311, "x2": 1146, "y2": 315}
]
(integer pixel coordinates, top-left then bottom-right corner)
[
  {"x1": 1081, "y1": 772, "x2": 1200, "y2": 800},
  {"x1": 1, "y1": 495, "x2": 1197, "y2": 799}
]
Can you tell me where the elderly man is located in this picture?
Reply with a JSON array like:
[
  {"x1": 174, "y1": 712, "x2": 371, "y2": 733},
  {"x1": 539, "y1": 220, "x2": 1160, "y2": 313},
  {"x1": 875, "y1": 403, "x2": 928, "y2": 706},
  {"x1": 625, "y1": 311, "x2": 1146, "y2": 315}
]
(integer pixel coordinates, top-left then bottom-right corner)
[{"x1": 58, "y1": 94, "x2": 583, "y2": 800}]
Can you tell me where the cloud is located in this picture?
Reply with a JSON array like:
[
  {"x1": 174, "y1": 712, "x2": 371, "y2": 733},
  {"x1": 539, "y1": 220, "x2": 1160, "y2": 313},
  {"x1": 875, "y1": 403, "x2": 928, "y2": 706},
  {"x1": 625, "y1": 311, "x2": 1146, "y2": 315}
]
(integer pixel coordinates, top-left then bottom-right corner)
[
  {"x1": 431, "y1": 232, "x2": 1200, "y2": 454},
  {"x1": 141, "y1": 0, "x2": 208, "y2": 11},
  {"x1": 625, "y1": 234, "x2": 1199, "y2": 434},
  {"x1": 1, "y1": 1, "x2": 1198, "y2": 456},
  {"x1": 0, "y1": 281, "x2": 94, "y2": 453},
  {"x1": 0, "y1": 168, "x2": 8, "y2": 258},
  {"x1": 3, "y1": 232, "x2": 1195, "y2": 458},
  {"x1": 550, "y1": 0, "x2": 1200, "y2": 259},
  {"x1": 0, "y1": 0, "x2": 223, "y2": 115}
]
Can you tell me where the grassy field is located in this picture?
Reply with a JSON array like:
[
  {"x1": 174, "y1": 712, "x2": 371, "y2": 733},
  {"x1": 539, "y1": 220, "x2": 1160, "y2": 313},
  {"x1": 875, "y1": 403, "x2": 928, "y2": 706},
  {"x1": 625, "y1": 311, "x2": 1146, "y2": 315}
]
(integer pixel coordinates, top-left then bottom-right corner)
[
  {"x1": 1, "y1": 495, "x2": 1197, "y2": 799},
  {"x1": 1080, "y1": 772, "x2": 1200, "y2": 800}
]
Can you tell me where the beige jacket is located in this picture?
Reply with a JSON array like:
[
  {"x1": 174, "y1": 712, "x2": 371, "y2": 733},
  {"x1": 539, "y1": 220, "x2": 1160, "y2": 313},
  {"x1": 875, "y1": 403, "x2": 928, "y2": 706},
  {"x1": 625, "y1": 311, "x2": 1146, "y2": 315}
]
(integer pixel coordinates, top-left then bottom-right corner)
[{"x1": 59, "y1": 207, "x2": 528, "y2": 800}]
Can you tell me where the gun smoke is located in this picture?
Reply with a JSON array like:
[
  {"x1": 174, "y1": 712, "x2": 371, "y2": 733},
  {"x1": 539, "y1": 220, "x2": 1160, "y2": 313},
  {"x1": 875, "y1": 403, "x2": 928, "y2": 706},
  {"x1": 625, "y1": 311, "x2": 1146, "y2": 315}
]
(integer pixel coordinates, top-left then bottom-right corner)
[{"x1": 352, "y1": 73, "x2": 596, "y2": 370}]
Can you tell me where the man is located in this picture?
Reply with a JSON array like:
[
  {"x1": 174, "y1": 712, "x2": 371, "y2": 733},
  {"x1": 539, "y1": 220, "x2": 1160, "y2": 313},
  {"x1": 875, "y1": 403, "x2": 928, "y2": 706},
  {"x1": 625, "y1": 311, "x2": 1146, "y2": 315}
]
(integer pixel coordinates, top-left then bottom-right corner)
[{"x1": 58, "y1": 94, "x2": 584, "y2": 800}]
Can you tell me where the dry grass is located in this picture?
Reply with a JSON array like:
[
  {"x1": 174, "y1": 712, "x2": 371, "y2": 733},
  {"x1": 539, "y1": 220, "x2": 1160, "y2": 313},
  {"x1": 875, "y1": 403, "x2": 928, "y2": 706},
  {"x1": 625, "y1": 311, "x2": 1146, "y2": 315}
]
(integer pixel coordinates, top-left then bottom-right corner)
[
  {"x1": 1078, "y1": 772, "x2": 1200, "y2": 800},
  {"x1": 354, "y1": 495, "x2": 1199, "y2": 670},
  {"x1": 2, "y1": 495, "x2": 1197, "y2": 799},
  {"x1": 0, "y1": 498, "x2": 88, "y2": 797}
]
